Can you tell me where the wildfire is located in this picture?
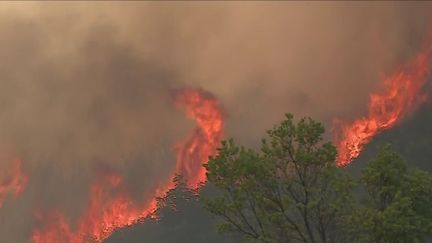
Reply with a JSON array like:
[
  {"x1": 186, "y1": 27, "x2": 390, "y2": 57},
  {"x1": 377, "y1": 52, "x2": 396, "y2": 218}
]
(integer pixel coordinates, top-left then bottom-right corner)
[
  {"x1": 32, "y1": 172, "x2": 175, "y2": 243},
  {"x1": 0, "y1": 159, "x2": 28, "y2": 208},
  {"x1": 173, "y1": 88, "x2": 224, "y2": 189},
  {"x1": 31, "y1": 87, "x2": 224, "y2": 243},
  {"x1": 335, "y1": 40, "x2": 432, "y2": 166}
]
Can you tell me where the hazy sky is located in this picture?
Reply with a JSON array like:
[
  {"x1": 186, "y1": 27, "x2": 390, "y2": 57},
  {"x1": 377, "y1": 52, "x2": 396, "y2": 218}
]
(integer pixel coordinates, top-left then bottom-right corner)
[{"x1": 0, "y1": 2, "x2": 430, "y2": 242}]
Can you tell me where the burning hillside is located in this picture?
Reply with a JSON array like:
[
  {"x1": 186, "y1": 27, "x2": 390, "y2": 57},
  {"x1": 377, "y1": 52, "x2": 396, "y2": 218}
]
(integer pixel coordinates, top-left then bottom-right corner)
[
  {"x1": 31, "y1": 88, "x2": 224, "y2": 243},
  {"x1": 334, "y1": 31, "x2": 432, "y2": 166}
]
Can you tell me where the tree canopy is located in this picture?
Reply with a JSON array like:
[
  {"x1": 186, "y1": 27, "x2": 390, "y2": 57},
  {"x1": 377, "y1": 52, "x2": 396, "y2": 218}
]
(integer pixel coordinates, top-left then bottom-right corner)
[
  {"x1": 348, "y1": 145, "x2": 432, "y2": 242},
  {"x1": 202, "y1": 113, "x2": 432, "y2": 243}
]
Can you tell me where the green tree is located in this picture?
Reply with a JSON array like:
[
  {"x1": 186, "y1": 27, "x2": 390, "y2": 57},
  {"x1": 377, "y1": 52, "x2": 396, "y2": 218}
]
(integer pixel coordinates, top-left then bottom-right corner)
[
  {"x1": 202, "y1": 114, "x2": 353, "y2": 243},
  {"x1": 348, "y1": 145, "x2": 432, "y2": 243}
]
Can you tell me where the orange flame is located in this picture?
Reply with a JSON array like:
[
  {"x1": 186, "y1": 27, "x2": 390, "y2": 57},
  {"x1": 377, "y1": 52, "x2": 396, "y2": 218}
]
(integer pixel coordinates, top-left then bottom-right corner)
[
  {"x1": 0, "y1": 159, "x2": 28, "y2": 208},
  {"x1": 32, "y1": 172, "x2": 174, "y2": 243},
  {"x1": 32, "y1": 87, "x2": 224, "y2": 243},
  {"x1": 173, "y1": 88, "x2": 224, "y2": 189},
  {"x1": 335, "y1": 39, "x2": 432, "y2": 166}
]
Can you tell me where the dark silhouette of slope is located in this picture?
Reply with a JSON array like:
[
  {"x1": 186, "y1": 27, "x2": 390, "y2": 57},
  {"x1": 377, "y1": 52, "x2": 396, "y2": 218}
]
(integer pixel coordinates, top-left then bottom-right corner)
[
  {"x1": 105, "y1": 106, "x2": 432, "y2": 243},
  {"x1": 104, "y1": 179, "x2": 236, "y2": 243}
]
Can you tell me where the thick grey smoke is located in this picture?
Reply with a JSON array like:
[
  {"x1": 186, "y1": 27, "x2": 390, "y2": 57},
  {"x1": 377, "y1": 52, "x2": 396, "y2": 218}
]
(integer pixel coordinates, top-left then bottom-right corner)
[{"x1": 0, "y1": 2, "x2": 430, "y2": 242}]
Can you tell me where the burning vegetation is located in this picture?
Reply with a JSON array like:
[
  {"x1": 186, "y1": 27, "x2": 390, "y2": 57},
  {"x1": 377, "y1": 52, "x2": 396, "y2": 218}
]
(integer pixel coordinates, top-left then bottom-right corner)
[
  {"x1": 334, "y1": 34, "x2": 432, "y2": 166},
  {"x1": 31, "y1": 88, "x2": 224, "y2": 243},
  {"x1": 0, "y1": 159, "x2": 28, "y2": 208}
]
